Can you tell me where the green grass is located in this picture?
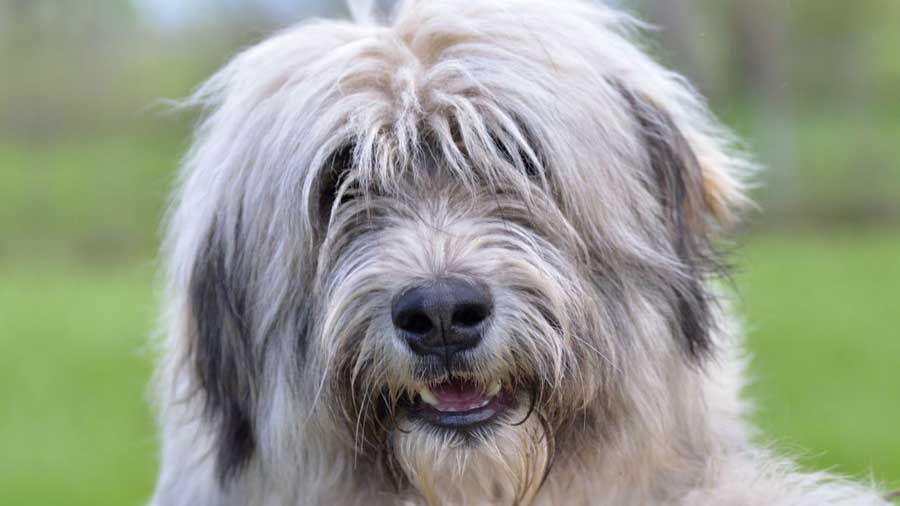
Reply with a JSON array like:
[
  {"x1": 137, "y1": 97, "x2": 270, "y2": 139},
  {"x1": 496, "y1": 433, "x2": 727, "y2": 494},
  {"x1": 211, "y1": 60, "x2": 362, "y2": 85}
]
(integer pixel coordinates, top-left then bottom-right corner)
[
  {"x1": 1, "y1": 232, "x2": 897, "y2": 505},
  {"x1": 0, "y1": 262, "x2": 159, "y2": 506},
  {"x1": 738, "y1": 231, "x2": 900, "y2": 487}
]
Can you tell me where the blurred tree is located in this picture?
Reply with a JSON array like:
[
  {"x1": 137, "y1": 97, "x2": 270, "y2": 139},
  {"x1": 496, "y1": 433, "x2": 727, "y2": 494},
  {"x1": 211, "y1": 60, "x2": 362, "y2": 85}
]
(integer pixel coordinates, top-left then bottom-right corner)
[
  {"x1": 643, "y1": 0, "x2": 710, "y2": 90},
  {"x1": 730, "y1": 0, "x2": 794, "y2": 206}
]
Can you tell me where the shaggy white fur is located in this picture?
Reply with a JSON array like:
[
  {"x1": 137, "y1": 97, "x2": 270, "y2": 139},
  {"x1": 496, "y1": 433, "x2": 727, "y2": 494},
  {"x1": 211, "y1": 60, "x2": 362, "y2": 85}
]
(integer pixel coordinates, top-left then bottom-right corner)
[{"x1": 151, "y1": 1, "x2": 890, "y2": 505}]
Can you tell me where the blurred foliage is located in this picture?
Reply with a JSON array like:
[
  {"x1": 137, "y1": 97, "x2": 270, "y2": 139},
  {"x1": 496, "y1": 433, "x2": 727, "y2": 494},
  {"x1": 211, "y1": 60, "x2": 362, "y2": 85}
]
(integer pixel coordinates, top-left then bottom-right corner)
[{"x1": 0, "y1": 133, "x2": 183, "y2": 263}]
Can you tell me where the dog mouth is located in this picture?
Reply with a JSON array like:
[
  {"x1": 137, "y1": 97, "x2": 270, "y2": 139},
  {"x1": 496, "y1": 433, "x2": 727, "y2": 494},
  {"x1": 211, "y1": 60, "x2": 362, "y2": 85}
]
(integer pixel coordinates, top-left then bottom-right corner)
[{"x1": 407, "y1": 378, "x2": 515, "y2": 429}]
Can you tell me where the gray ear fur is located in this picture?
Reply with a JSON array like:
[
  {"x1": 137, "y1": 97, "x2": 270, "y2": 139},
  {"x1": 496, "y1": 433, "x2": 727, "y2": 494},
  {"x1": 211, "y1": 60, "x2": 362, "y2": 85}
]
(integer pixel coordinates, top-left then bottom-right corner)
[
  {"x1": 189, "y1": 220, "x2": 257, "y2": 483},
  {"x1": 616, "y1": 82, "x2": 723, "y2": 359}
]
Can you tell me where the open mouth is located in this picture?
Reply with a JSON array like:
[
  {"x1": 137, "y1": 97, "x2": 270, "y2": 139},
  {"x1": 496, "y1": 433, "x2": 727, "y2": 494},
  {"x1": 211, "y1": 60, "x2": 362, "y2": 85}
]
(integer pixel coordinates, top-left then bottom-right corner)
[{"x1": 408, "y1": 378, "x2": 515, "y2": 429}]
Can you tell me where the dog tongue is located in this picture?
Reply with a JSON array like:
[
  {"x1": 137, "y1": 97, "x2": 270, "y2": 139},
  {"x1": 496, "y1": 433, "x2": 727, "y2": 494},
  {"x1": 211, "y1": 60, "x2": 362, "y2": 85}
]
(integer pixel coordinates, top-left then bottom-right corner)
[{"x1": 431, "y1": 379, "x2": 488, "y2": 412}]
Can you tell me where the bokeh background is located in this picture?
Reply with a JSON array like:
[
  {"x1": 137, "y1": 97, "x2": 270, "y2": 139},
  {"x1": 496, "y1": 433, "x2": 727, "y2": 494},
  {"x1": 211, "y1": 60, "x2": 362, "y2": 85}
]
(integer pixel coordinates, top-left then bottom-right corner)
[{"x1": 1, "y1": 1, "x2": 898, "y2": 504}]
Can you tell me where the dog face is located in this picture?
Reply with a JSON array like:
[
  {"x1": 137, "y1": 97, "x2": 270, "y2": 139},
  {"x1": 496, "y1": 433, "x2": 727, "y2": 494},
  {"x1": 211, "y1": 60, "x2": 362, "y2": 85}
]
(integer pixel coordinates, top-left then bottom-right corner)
[{"x1": 164, "y1": 1, "x2": 749, "y2": 502}]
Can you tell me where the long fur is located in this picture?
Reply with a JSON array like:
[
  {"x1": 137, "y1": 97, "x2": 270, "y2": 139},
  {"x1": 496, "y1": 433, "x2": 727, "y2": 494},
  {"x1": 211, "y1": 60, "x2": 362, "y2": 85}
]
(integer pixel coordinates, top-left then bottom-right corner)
[{"x1": 151, "y1": 1, "x2": 890, "y2": 504}]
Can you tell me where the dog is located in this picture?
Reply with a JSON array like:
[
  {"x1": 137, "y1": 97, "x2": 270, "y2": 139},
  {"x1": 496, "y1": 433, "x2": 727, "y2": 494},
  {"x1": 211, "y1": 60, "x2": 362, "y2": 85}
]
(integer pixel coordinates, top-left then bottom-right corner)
[{"x1": 150, "y1": 1, "x2": 890, "y2": 504}]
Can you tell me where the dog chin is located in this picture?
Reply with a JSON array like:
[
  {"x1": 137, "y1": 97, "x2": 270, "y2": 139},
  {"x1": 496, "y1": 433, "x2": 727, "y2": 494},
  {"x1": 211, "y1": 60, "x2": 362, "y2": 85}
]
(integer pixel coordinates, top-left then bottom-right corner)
[{"x1": 393, "y1": 395, "x2": 549, "y2": 505}]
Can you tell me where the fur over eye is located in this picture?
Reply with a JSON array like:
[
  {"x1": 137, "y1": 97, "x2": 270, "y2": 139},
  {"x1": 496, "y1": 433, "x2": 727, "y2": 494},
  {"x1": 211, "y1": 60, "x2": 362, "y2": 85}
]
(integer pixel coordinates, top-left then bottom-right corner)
[{"x1": 318, "y1": 145, "x2": 357, "y2": 222}]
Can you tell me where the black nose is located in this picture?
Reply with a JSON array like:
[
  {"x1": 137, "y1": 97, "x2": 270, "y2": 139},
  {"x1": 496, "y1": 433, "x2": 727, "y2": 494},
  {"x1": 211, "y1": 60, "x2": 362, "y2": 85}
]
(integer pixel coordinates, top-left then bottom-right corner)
[{"x1": 391, "y1": 278, "x2": 492, "y2": 357}]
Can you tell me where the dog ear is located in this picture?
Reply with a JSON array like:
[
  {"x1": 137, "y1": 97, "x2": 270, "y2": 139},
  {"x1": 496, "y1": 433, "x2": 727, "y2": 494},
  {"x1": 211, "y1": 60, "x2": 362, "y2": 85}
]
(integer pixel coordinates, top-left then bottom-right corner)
[
  {"x1": 615, "y1": 82, "x2": 741, "y2": 359},
  {"x1": 189, "y1": 222, "x2": 257, "y2": 483}
]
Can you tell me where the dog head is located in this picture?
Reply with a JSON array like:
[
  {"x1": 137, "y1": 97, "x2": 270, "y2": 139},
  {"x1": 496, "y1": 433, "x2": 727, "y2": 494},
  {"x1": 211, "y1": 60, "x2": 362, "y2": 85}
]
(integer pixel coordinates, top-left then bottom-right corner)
[{"x1": 164, "y1": 0, "x2": 750, "y2": 502}]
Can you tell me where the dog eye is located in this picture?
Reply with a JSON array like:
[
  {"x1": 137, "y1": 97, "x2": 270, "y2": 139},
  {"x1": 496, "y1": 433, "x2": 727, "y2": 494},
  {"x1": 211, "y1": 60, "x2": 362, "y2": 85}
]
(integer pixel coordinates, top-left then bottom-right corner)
[
  {"x1": 522, "y1": 152, "x2": 542, "y2": 181},
  {"x1": 318, "y1": 146, "x2": 357, "y2": 221},
  {"x1": 490, "y1": 131, "x2": 544, "y2": 182}
]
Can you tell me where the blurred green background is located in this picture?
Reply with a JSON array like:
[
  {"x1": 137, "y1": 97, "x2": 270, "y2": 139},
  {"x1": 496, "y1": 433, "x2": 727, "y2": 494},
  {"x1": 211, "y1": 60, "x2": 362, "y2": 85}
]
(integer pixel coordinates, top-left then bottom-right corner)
[{"x1": 1, "y1": 1, "x2": 898, "y2": 504}]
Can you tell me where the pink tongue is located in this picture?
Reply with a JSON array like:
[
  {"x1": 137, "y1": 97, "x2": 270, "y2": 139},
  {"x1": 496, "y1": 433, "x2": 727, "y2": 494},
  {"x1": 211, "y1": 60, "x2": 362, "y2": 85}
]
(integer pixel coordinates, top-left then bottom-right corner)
[{"x1": 430, "y1": 379, "x2": 488, "y2": 412}]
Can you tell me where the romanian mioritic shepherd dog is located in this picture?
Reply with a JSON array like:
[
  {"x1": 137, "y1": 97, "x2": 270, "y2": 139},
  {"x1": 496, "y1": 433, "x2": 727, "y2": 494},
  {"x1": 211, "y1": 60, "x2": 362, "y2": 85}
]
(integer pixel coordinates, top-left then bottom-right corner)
[{"x1": 151, "y1": 1, "x2": 891, "y2": 504}]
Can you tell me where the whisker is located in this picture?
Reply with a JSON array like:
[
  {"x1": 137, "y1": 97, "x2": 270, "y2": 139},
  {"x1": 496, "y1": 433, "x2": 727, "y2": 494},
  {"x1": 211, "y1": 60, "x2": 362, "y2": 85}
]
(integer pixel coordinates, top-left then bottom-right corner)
[{"x1": 511, "y1": 382, "x2": 538, "y2": 427}]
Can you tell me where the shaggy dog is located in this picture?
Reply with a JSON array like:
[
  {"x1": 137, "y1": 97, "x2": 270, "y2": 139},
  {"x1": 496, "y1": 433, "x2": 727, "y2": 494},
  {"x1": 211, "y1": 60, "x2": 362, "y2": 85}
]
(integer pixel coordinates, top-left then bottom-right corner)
[{"x1": 151, "y1": 1, "x2": 890, "y2": 504}]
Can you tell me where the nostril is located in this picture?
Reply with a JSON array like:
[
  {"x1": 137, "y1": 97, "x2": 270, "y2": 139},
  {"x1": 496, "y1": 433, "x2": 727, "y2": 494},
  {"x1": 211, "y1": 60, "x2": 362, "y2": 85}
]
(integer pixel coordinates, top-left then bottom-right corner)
[
  {"x1": 396, "y1": 310, "x2": 434, "y2": 335},
  {"x1": 452, "y1": 303, "x2": 490, "y2": 327}
]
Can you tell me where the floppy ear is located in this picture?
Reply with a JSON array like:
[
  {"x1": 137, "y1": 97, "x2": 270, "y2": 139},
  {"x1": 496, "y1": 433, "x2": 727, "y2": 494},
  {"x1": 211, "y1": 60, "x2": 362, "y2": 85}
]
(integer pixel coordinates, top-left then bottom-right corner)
[
  {"x1": 188, "y1": 221, "x2": 257, "y2": 483},
  {"x1": 615, "y1": 82, "x2": 747, "y2": 359}
]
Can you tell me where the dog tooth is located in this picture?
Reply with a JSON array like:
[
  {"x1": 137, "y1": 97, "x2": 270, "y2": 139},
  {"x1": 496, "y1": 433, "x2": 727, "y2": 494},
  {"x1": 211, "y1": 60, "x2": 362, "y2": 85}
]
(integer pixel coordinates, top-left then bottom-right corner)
[
  {"x1": 419, "y1": 385, "x2": 438, "y2": 406},
  {"x1": 486, "y1": 380, "x2": 501, "y2": 397}
]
